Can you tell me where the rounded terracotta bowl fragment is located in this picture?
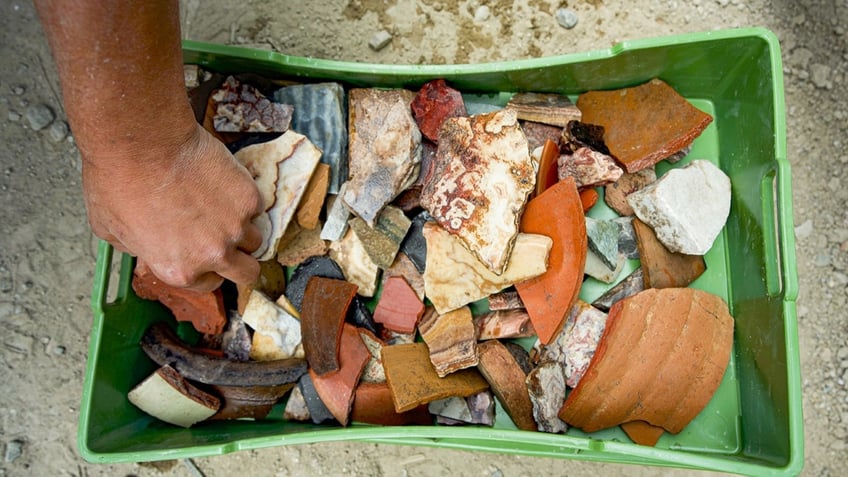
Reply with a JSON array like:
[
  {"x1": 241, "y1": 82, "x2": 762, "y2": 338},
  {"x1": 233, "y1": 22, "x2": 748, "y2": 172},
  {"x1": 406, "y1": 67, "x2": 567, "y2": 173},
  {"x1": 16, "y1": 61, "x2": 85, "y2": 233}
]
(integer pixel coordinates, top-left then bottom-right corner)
[{"x1": 558, "y1": 287, "x2": 734, "y2": 437}]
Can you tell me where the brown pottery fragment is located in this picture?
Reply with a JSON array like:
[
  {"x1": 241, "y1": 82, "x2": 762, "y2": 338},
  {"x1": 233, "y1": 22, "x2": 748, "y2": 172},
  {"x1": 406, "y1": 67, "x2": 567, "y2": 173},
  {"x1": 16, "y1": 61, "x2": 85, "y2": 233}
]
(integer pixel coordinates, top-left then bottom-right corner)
[
  {"x1": 373, "y1": 276, "x2": 425, "y2": 334},
  {"x1": 128, "y1": 365, "x2": 220, "y2": 428},
  {"x1": 382, "y1": 342, "x2": 489, "y2": 413},
  {"x1": 209, "y1": 383, "x2": 294, "y2": 421},
  {"x1": 476, "y1": 340, "x2": 537, "y2": 431},
  {"x1": 351, "y1": 382, "x2": 432, "y2": 426},
  {"x1": 300, "y1": 277, "x2": 358, "y2": 376},
  {"x1": 310, "y1": 324, "x2": 370, "y2": 426},
  {"x1": 604, "y1": 168, "x2": 657, "y2": 216},
  {"x1": 577, "y1": 78, "x2": 713, "y2": 173},
  {"x1": 296, "y1": 163, "x2": 330, "y2": 230},
  {"x1": 632, "y1": 218, "x2": 706, "y2": 289},
  {"x1": 419, "y1": 306, "x2": 478, "y2": 377},
  {"x1": 558, "y1": 288, "x2": 734, "y2": 439},
  {"x1": 506, "y1": 92, "x2": 582, "y2": 127},
  {"x1": 621, "y1": 420, "x2": 666, "y2": 446}
]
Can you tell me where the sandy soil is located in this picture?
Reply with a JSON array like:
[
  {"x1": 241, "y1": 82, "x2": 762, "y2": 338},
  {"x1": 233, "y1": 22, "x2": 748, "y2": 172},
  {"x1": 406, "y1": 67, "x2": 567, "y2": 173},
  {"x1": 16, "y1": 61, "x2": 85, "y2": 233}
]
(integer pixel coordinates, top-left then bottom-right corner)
[{"x1": 1, "y1": 0, "x2": 846, "y2": 476}]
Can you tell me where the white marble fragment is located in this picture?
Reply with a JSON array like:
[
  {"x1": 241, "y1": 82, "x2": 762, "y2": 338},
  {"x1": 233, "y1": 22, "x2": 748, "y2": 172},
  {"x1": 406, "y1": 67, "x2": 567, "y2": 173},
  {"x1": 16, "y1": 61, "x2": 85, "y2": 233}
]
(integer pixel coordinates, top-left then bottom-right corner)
[{"x1": 241, "y1": 290, "x2": 303, "y2": 360}]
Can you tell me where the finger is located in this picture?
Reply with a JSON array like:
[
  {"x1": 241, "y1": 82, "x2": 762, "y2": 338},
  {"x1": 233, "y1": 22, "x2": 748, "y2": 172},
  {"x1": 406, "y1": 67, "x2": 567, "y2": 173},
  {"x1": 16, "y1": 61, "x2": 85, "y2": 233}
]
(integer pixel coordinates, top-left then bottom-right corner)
[
  {"x1": 237, "y1": 222, "x2": 264, "y2": 254},
  {"x1": 215, "y1": 249, "x2": 261, "y2": 286},
  {"x1": 182, "y1": 271, "x2": 225, "y2": 293}
]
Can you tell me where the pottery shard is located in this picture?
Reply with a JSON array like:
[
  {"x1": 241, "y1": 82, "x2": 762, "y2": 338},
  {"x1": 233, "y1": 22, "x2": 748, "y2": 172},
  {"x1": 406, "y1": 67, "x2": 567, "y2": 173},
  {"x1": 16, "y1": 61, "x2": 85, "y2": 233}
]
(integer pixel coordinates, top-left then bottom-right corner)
[
  {"x1": 382, "y1": 252, "x2": 425, "y2": 301},
  {"x1": 275, "y1": 221, "x2": 328, "y2": 267},
  {"x1": 557, "y1": 147, "x2": 623, "y2": 188},
  {"x1": 329, "y1": 228, "x2": 381, "y2": 298},
  {"x1": 559, "y1": 288, "x2": 734, "y2": 437},
  {"x1": 420, "y1": 109, "x2": 536, "y2": 275},
  {"x1": 236, "y1": 130, "x2": 322, "y2": 260},
  {"x1": 132, "y1": 262, "x2": 226, "y2": 335},
  {"x1": 310, "y1": 324, "x2": 370, "y2": 426},
  {"x1": 343, "y1": 88, "x2": 421, "y2": 226},
  {"x1": 632, "y1": 218, "x2": 706, "y2": 289},
  {"x1": 382, "y1": 342, "x2": 489, "y2": 412},
  {"x1": 476, "y1": 340, "x2": 537, "y2": 431},
  {"x1": 487, "y1": 291, "x2": 525, "y2": 311},
  {"x1": 273, "y1": 82, "x2": 348, "y2": 194},
  {"x1": 241, "y1": 290, "x2": 303, "y2": 361},
  {"x1": 352, "y1": 382, "x2": 433, "y2": 426},
  {"x1": 627, "y1": 160, "x2": 731, "y2": 255},
  {"x1": 373, "y1": 276, "x2": 425, "y2": 334},
  {"x1": 209, "y1": 382, "x2": 294, "y2": 421},
  {"x1": 419, "y1": 306, "x2": 478, "y2": 377},
  {"x1": 514, "y1": 178, "x2": 587, "y2": 345},
  {"x1": 411, "y1": 79, "x2": 467, "y2": 143},
  {"x1": 526, "y1": 361, "x2": 568, "y2": 433},
  {"x1": 212, "y1": 76, "x2": 293, "y2": 133},
  {"x1": 128, "y1": 365, "x2": 220, "y2": 428},
  {"x1": 521, "y1": 121, "x2": 563, "y2": 154},
  {"x1": 349, "y1": 205, "x2": 412, "y2": 270},
  {"x1": 296, "y1": 163, "x2": 330, "y2": 230},
  {"x1": 474, "y1": 309, "x2": 535, "y2": 340},
  {"x1": 577, "y1": 78, "x2": 713, "y2": 173},
  {"x1": 298, "y1": 373, "x2": 336, "y2": 424},
  {"x1": 604, "y1": 168, "x2": 657, "y2": 216},
  {"x1": 236, "y1": 259, "x2": 287, "y2": 315},
  {"x1": 300, "y1": 277, "x2": 358, "y2": 375},
  {"x1": 506, "y1": 92, "x2": 582, "y2": 127},
  {"x1": 286, "y1": 256, "x2": 346, "y2": 312},
  {"x1": 423, "y1": 222, "x2": 552, "y2": 315},
  {"x1": 591, "y1": 267, "x2": 645, "y2": 312}
]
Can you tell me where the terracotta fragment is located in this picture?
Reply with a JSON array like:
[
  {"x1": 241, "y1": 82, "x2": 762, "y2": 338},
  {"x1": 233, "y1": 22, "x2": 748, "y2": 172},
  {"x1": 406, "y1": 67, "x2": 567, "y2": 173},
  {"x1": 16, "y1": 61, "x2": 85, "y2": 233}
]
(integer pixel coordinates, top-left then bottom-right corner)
[
  {"x1": 423, "y1": 222, "x2": 552, "y2": 314},
  {"x1": 300, "y1": 277, "x2": 358, "y2": 376},
  {"x1": 132, "y1": 261, "x2": 226, "y2": 335},
  {"x1": 212, "y1": 76, "x2": 293, "y2": 133},
  {"x1": 514, "y1": 178, "x2": 587, "y2": 345},
  {"x1": 373, "y1": 276, "x2": 425, "y2": 334},
  {"x1": 351, "y1": 382, "x2": 432, "y2": 426},
  {"x1": 632, "y1": 218, "x2": 706, "y2": 289},
  {"x1": 420, "y1": 109, "x2": 535, "y2": 275},
  {"x1": 591, "y1": 268, "x2": 645, "y2": 312},
  {"x1": 506, "y1": 92, "x2": 582, "y2": 127},
  {"x1": 381, "y1": 342, "x2": 489, "y2": 412},
  {"x1": 128, "y1": 365, "x2": 220, "y2": 428},
  {"x1": 577, "y1": 78, "x2": 713, "y2": 173},
  {"x1": 298, "y1": 373, "x2": 336, "y2": 424},
  {"x1": 286, "y1": 256, "x2": 346, "y2": 312},
  {"x1": 320, "y1": 190, "x2": 352, "y2": 241},
  {"x1": 579, "y1": 188, "x2": 599, "y2": 212},
  {"x1": 627, "y1": 160, "x2": 731, "y2": 255},
  {"x1": 475, "y1": 340, "x2": 537, "y2": 431},
  {"x1": 381, "y1": 252, "x2": 425, "y2": 302},
  {"x1": 275, "y1": 221, "x2": 328, "y2": 267},
  {"x1": 487, "y1": 290, "x2": 525, "y2": 311},
  {"x1": 604, "y1": 168, "x2": 657, "y2": 216},
  {"x1": 411, "y1": 79, "x2": 467, "y2": 143},
  {"x1": 558, "y1": 147, "x2": 624, "y2": 188},
  {"x1": 329, "y1": 228, "x2": 381, "y2": 298},
  {"x1": 236, "y1": 259, "x2": 287, "y2": 315},
  {"x1": 585, "y1": 217, "x2": 623, "y2": 270},
  {"x1": 584, "y1": 248, "x2": 626, "y2": 284},
  {"x1": 358, "y1": 328, "x2": 387, "y2": 383},
  {"x1": 242, "y1": 290, "x2": 303, "y2": 361},
  {"x1": 349, "y1": 205, "x2": 412, "y2": 269},
  {"x1": 429, "y1": 391, "x2": 495, "y2": 426},
  {"x1": 310, "y1": 324, "x2": 370, "y2": 426},
  {"x1": 283, "y1": 384, "x2": 311, "y2": 421},
  {"x1": 559, "y1": 288, "x2": 734, "y2": 437},
  {"x1": 419, "y1": 306, "x2": 478, "y2": 377},
  {"x1": 343, "y1": 88, "x2": 421, "y2": 226},
  {"x1": 621, "y1": 420, "x2": 666, "y2": 446},
  {"x1": 474, "y1": 309, "x2": 535, "y2": 340},
  {"x1": 526, "y1": 362, "x2": 568, "y2": 433},
  {"x1": 296, "y1": 163, "x2": 330, "y2": 230},
  {"x1": 273, "y1": 82, "x2": 348, "y2": 194},
  {"x1": 399, "y1": 211, "x2": 430, "y2": 274},
  {"x1": 521, "y1": 121, "x2": 563, "y2": 154},
  {"x1": 534, "y1": 139, "x2": 561, "y2": 197},
  {"x1": 209, "y1": 383, "x2": 293, "y2": 421}
]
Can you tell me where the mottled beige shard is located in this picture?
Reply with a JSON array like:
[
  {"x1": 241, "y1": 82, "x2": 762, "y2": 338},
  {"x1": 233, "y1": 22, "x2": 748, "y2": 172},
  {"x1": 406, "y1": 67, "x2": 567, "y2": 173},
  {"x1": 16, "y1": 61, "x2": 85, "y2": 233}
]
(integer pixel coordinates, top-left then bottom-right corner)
[
  {"x1": 419, "y1": 306, "x2": 478, "y2": 377},
  {"x1": 506, "y1": 92, "x2": 582, "y2": 127},
  {"x1": 423, "y1": 222, "x2": 551, "y2": 314},
  {"x1": 343, "y1": 88, "x2": 422, "y2": 226},
  {"x1": 276, "y1": 221, "x2": 328, "y2": 267},
  {"x1": 241, "y1": 290, "x2": 303, "y2": 361},
  {"x1": 329, "y1": 228, "x2": 380, "y2": 297},
  {"x1": 421, "y1": 109, "x2": 535, "y2": 275}
]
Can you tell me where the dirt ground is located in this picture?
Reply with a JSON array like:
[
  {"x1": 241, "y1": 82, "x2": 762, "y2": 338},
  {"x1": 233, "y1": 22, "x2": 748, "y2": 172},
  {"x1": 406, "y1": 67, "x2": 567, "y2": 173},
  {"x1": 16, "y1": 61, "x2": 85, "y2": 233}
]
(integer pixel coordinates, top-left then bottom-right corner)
[{"x1": 1, "y1": 0, "x2": 846, "y2": 476}]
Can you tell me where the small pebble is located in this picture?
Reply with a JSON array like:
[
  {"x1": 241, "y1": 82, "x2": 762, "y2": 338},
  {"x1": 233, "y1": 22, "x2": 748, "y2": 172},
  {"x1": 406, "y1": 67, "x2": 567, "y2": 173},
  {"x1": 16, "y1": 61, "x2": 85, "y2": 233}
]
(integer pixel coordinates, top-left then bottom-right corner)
[
  {"x1": 8, "y1": 111, "x2": 21, "y2": 122},
  {"x1": 11, "y1": 85, "x2": 25, "y2": 96},
  {"x1": 555, "y1": 8, "x2": 578, "y2": 29},
  {"x1": 368, "y1": 30, "x2": 393, "y2": 51},
  {"x1": 814, "y1": 253, "x2": 831, "y2": 267},
  {"x1": 795, "y1": 219, "x2": 813, "y2": 240},
  {"x1": 47, "y1": 120, "x2": 69, "y2": 143},
  {"x1": 474, "y1": 5, "x2": 490, "y2": 22},
  {"x1": 53, "y1": 345, "x2": 66, "y2": 356},
  {"x1": 24, "y1": 103, "x2": 54, "y2": 131},
  {"x1": 4, "y1": 439, "x2": 23, "y2": 463}
]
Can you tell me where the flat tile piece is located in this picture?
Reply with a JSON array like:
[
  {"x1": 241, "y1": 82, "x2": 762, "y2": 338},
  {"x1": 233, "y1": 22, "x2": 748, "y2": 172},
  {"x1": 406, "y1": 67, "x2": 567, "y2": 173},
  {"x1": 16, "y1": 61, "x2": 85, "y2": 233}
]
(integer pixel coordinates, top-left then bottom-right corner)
[
  {"x1": 310, "y1": 324, "x2": 370, "y2": 426},
  {"x1": 476, "y1": 340, "x2": 537, "y2": 431},
  {"x1": 419, "y1": 306, "x2": 478, "y2": 377},
  {"x1": 557, "y1": 147, "x2": 623, "y2": 188},
  {"x1": 329, "y1": 228, "x2": 381, "y2": 298},
  {"x1": 559, "y1": 288, "x2": 734, "y2": 436},
  {"x1": 373, "y1": 276, "x2": 425, "y2": 334},
  {"x1": 584, "y1": 248, "x2": 626, "y2": 284},
  {"x1": 526, "y1": 362, "x2": 568, "y2": 433},
  {"x1": 348, "y1": 205, "x2": 412, "y2": 270},
  {"x1": 514, "y1": 178, "x2": 587, "y2": 345},
  {"x1": 428, "y1": 391, "x2": 495, "y2": 426},
  {"x1": 506, "y1": 92, "x2": 582, "y2": 127},
  {"x1": 382, "y1": 252, "x2": 425, "y2": 301},
  {"x1": 474, "y1": 309, "x2": 535, "y2": 340},
  {"x1": 411, "y1": 79, "x2": 467, "y2": 143},
  {"x1": 300, "y1": 277, "x2": 358, "y2": 375},
  {"x1": 128, "y1": 365, "x2": 220, "y2": 428},
  {"x1": 298, "y1": 373, "x2": 335, "y2": 424},
  {"x1": 212, "y1": 76, "x2": 293, "y2": 133},
  {"x1": 632, "y1": 218, "x2": 706, "y2": 289},
  {"x1": 132, "y1": 262, "x2": 226, "y2": 335},
  {"x1": 286, "y1": 256, "x2": 346, "y2": 312},
  {"x1": 283, "y1": 384, "x2": 311, "y2": 421},
  {"x1": 521, "y1": 121, "x2": 563, "y2": 154},
  {"x1": 591, "y1": 268, "x2": 645, "y2": 312},
  {"x1": 320, "y1": 190, "x2": 352, "y2": 241},
  {"x1": 273, "y1": 82, "x2": 348, "y2": 194},
  {"x1": 351, "y1": 382, "x2": 432, "y2": 426},
  {"x1": 421, "y1": 109, "x2": 535, "y2": 275},
  {"x1": 577, "y1": 78, "x2": 713, "y2": 173},
  {"x1": 487, "y1": 291, "x2": 525, "y2": 311},
  {"x1": 296, "y1": 163, "x2": 330, "y2": 230},
  {"x1": 241, "y1": 290, "x2": 303, "y2": 361},
  {"x1": 343, "y1": 88, "x2": 422, "y2": 226},
  {"x1": 604, "y1": 168, "x2": 657, "y2": 216},
  {"x1": 585, "y1": 217, "x2": 623, "y2": 270},
  {"x1": 358, "y1": 328, "x2": 387, "y2": 383},
  {"x1": 423, "y1": 222, "x2": 552, "y2": 315},
  {"x1": 399, "y1": 211, "x2": 430, "y2": 274},
  {"x1": 382, "y1": 342, "x2": 489, "y2": 412},
  {"x1": 275, "y1": 221, "x2": 328, "y2": 267},
  {"x1": 627, "y1": 160, "x2": 731, "y2": 255}
]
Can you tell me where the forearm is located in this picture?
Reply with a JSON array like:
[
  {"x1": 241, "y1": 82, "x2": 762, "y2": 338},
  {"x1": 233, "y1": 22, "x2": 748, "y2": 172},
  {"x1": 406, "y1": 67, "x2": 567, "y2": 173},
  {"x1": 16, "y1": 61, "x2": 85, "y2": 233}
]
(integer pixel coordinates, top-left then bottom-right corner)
[{"x1": 34, "y1": 0, "x2": 196, "y2": 167}]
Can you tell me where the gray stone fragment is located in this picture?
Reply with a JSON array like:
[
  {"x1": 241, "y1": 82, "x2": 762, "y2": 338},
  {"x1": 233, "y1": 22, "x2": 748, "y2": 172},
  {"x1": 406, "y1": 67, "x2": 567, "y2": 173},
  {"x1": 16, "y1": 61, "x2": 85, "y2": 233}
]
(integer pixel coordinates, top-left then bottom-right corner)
[
  {"x1": 464, "y1": 102, "x2": 503, "y2": 116},
  {"x1": 591, "y1": 268, "x2": 645, "y2": 312},
  {"x1": 25, "y1": 103, "x2": 54, "y2": 131},
  {"x1": 368, "y1": 30, "x2": 393, "y2": 51},
  {"x1": 615, "y1": 216, "x2": 639, "y2": 259},
  {"x1": 474, "y1": 5, "x2": 490, "y2": 22},
  {"x1": 555, "y1": 8, "x2": 578, "y2": 29},
  {"x1": 47, "y1": 120, "x2": 68, "y2": 143},
  {"x1": 584, "y1": 248, "x2": 625, "y2": 284},
  {"x1": 429, "y1": 390, "x2": 495, "y2": 426},
  {"x1": 585, "y1": 217, "x2": 622, "y2": 269},
  {"x1": 320, "y1": 190, "x2": 351, "y2": 241},
  {"x1": 283, "y1": 385, "x2": 311, "y2": 421},
  {"x1": 810, "y1": 63, "x2": 832, "y2": 89},
  {"x1": 11, "y1": 85, "x2": 25, "y2": 96},
  {"x1": 795, "y1": 219, "x2": 814, "y2": 240},
  {"x1": 8, "y1": 111, "x2": 20, "y2": 122},
  {"x1": 4, "y1": 439, "x2": 23, "y2": 462}
]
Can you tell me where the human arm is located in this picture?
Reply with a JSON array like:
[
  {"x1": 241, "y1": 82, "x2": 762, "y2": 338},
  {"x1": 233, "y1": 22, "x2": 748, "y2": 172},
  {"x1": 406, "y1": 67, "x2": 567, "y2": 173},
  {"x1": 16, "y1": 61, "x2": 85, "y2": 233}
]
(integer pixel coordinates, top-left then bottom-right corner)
[{"x1": 34, "y1": 0, "x2": 263, "y2": 291}]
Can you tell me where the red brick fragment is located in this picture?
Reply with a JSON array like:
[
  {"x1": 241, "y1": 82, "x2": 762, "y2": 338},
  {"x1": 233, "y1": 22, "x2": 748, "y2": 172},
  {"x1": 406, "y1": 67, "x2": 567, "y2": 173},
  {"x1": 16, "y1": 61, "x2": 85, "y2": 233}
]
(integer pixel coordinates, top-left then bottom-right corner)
[
  {"x1": 411, "y1": 79, "x2": 467, "y2": 143},
  {"x1": 132, "y1": 261, "x2": 226, "y2": 335},
  {"x1": 300, "y1": 277, "x2": 359, "y2": 375},
  {"x1": 373, "y1": 276, "x2": 425, "y2": 333}
]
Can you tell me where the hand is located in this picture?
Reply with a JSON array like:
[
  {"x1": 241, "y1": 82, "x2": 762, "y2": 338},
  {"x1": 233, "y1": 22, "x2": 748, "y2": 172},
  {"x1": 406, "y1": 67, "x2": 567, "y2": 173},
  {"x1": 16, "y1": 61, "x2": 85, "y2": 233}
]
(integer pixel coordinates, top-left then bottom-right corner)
[{"x1": 83, "y1": 123, "x2": 264, "y2": 292}]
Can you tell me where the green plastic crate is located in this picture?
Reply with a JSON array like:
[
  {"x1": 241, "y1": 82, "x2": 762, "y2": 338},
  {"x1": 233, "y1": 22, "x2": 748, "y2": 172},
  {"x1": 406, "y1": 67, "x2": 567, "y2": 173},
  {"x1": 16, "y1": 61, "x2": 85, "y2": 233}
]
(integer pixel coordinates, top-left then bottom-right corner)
[{"x1": 79, "y1": 27, "x2": 802, "y2": 475}]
